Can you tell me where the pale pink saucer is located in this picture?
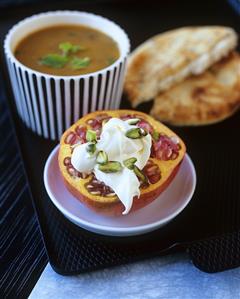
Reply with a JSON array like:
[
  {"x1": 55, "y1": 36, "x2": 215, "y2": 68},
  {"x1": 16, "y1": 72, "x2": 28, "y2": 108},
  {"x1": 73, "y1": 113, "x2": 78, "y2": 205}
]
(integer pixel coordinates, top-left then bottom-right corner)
[{"x1": 44, "y1": 145, "x2": 196, "y2": 237}]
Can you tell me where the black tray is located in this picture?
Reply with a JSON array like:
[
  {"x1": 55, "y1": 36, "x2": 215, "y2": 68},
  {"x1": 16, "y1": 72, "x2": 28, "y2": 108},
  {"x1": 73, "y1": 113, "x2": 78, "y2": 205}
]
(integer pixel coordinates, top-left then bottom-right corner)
[{"x1": 1, "y1": 0, "x2": 240, "y2": 275}]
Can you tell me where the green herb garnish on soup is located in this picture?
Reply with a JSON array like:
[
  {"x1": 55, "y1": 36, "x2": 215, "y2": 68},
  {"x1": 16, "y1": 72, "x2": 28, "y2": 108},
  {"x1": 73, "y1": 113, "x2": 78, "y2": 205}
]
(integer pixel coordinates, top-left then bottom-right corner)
[
  {"x1": 40, "y1": 54, "x2": 69, "y2": 68},
  {"x1": 14, "y1": 25, "x2": 120, "y2": 76},
  {"x1": 71, "y1": 57, "x2": 91, "y2": 70},
  {"x1": 40, "y1": 42, "x2": 86, "y2": 69},
  {"x1": 59, "y1": 42, "x2": 84, "y2": 56}
]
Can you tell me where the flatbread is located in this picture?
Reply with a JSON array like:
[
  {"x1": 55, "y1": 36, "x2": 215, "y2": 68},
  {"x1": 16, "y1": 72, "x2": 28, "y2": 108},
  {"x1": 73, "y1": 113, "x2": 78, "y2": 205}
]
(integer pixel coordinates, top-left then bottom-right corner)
[
  {"x1": 124, "y1": 26, "x2": 238, "y2": 107},
  {"x1": 150, "y1": 52, "x2": 240, "y2": 126}
]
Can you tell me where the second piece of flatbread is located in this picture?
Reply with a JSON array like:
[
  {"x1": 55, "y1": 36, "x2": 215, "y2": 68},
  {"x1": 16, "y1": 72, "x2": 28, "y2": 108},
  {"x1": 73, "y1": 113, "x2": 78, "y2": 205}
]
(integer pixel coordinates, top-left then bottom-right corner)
[
  {"x1": 150, "y1": 51, "x2": 240, "y2": 126},
  {"x1": 124, "y1": 26, "x2": 237, "y2": 107}
]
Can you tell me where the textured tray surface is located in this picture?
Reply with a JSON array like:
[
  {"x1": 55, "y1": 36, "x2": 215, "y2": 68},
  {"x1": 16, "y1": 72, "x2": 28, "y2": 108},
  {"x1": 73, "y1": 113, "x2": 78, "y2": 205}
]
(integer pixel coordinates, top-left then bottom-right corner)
[{"x1": 188, "y1": 231, "x2": 240, "y2": 273}]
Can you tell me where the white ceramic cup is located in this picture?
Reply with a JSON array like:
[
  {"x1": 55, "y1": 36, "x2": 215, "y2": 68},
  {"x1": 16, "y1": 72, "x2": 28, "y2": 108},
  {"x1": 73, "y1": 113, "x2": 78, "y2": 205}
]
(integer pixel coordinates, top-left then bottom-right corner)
[{"x1": 4, "y1": 11, "x2": 130, "y2": 140}]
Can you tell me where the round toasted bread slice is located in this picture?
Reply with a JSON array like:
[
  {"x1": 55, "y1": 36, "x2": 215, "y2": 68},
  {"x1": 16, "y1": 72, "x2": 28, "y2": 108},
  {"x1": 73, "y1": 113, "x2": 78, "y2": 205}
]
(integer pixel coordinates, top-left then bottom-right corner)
[
  {"x1": 58, "y1": 110, "x2": 186, "y2": 216},
  {"x1": 124, "y1": 26, "x2": 237, "y2": 107},
  {"x1": 151, "y1": 52, "x2": 240, "y2": 126}
]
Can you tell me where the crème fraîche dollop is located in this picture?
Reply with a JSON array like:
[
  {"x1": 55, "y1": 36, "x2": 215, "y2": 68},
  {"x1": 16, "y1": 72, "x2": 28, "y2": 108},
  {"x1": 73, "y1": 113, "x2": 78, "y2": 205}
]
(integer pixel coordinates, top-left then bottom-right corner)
[{"x1": 71, "y1": 118, "x2": 152, "y2": 214}]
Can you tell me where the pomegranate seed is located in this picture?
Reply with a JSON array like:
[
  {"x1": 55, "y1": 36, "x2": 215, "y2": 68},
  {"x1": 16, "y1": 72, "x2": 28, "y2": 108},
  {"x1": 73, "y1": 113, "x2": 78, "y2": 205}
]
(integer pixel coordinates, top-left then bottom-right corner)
[
  {"x1": 85, "y1": 175, "x2": 114, "y2": 196},
  {"x1": 145, "y1": 165, "x2": 158, "y2": 176},
  {"x1": 137, "y1": 120, "x2": 153, "y2": 133},
  {"x1": 64, "y1": 132, "x2": 77, "y2": 145},
  {"x1": 152, "y1": 134, "x2": 180, "y2": 161},
  {"x1": 96, "y1": 113, "x2": 110, "y2": 121},
  {"x1": 95, "y1": 129, "x2": 101, "y2": 138},
  {"x1": 87, "y1": 119, "x2": 94, "y2": 125},
  {"x1": 67, "y1": 166, "x2": 80, "y2": 177},
  {"x1": 120, "y1": 114, "x2": 134, "y2": 120},
  {"x1": 86, "y1": 118, "x2": 100, "y2": 129},
  {"x1": 143, "y1": 160, "x2": 161, "y2": 184},
  {"x1": 171, "y1": 152, "x2": 179, "y2": 160},
  {"x1": 177, "y1": 144, "x2": 181, "y2": 150},
  {"x1": 63, "y1": 157, "x2": 71, "y2": 166},
  {"x1": 75, "y1": 125, "x2": 87, "y2": 142},
  {"x1": 148, "y1": 173, "x2": 161, "y2": 184}
]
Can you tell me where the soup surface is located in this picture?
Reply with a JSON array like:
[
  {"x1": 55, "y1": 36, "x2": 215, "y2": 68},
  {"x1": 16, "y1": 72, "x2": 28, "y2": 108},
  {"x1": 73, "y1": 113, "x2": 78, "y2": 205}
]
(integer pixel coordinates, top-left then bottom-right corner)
[{"x1": 14, "y1": 25, "x2": 120, "y2": 76}]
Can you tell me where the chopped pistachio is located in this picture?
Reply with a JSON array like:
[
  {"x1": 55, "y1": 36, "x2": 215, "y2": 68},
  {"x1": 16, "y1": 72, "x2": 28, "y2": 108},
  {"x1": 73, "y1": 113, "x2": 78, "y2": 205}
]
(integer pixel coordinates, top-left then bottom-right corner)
[
  {"x1": 98, "y1": 161, "x2": 123, "y2": 173},
  {"x1": 125, "y1": 128, "x2": 148, "y2": 139},
  {"x1": 96, "y1": 151, "x2": 108, "y2": 165},
  {"x1": 152, "y1": 130, "x2": 160, "y2": 141},
  {"x1": 86, "y1": 142, "x2": 96, "y2": 155},
  {"x1": 133, "y1": 165, "x2": 148, "y2": 183},
  {"x1": 123, "y1": 157, "x2": 137, "y2": 170},
  {"x1": 86, "y1": 129, "x2": 97, "y2": 143},
  {"x1": 127, "y1": 118, "x2": 140, "y2": 125}
]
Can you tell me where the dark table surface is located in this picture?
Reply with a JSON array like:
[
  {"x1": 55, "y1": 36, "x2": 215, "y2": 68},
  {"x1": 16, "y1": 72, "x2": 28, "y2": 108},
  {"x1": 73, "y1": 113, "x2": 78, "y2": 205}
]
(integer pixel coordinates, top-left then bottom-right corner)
[
  {"x1": 0, "y1": 76, "x2": 47, "y2": 298},
  {"x1": 1, "y1": 0, "x2": 240, "y2": 298}
]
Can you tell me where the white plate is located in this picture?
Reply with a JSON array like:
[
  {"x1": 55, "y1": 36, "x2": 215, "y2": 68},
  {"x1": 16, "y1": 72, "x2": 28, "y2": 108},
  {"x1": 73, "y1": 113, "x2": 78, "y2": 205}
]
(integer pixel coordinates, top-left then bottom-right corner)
[{"x1": 44, "y1": 146, "x2": 196, "y2": 237}]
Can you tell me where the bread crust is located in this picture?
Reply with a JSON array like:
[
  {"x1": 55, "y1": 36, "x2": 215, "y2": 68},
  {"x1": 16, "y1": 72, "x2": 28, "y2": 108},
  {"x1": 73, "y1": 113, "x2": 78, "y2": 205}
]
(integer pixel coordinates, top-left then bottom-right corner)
[
  {"x1": 124, "y1": 26, "x2": 238, "y2": 107},
  {"x1": 151, "y1": 52, "x2": 240, "y2": 126}
]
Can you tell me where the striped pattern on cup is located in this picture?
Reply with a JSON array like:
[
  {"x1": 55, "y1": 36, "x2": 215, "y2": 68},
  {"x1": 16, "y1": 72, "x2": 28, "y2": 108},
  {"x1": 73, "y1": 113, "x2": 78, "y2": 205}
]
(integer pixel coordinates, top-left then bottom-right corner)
[{"x1": 5, "y1": 57, "x2": 127, "y2": 140}]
